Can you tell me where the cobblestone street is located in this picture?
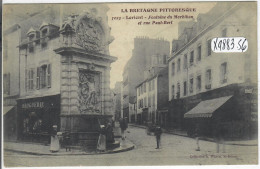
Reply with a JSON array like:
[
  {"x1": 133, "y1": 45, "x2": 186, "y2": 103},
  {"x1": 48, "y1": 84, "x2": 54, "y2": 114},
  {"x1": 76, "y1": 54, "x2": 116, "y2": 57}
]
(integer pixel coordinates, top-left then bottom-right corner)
[{"x1": 4, "y1": 126, "x2": 258, "y2": 167}]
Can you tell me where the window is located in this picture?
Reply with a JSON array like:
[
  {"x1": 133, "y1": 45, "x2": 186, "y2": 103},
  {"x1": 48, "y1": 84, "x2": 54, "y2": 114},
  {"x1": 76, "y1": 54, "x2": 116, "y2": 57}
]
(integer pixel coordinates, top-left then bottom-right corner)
[
  {"x1": 3, "y1": 73, "x2": 10, "y2": 95},
  {"x1": 197, "y1": 45, "x2": 201, "y2": 61},
  {"x1": 152, "y1": 94, "x2": 155, "y2": 106},
  {"x1": 148, "y1": 96, "x2": 151, "y2": 107},
  {"x1": 189, "y1": 78, "x2": 193, "y2": 94},
  {"x1": 29, "y1": 34, "x2": 35, "y2": 41},
  {"x1": 27, "y1": 69, "x2": 34, "y2": 90},
  {"x1": 41, "y1": 41, "x2": 48, "y2": 50},
  {"x1": 36, "y1": 64, "x2": 51, "y2": 89},
  {"x1": 197, "y1": 75, "x2": 201, "y2": 91},
  {"x1": 41, "y1": 29, "x2": 48, "y2": 50},
  {"x1": 144, "y1": 97, "x2": 147, "y2": 107},
  {"x1": 183, "y1": 81, "x2": 187, "y2": 96},
  {"x1": 177, "y1": 82, "x2": 180, "y2": 99},
  {"x1": 177, "y1": 58, "x2": 181, "y2": 72},
  {"x1": 47, "y1": 64, "x2": 51, "y2": 87},
  {"x1": 171, "y1": 62, "x2": 175, "y2": 76},
  {"x1": 190, "y1": 51, "x2": 194, "y2": 66},
  {"x1": 183, "y1": 54, "x2": 187, "y2": 69},
  {"x1": 207, "y1": 39, "x2": 211, "y2": 56},
  {"x1": 152, "y1": 80, "x2": 155, "y2": 90},
  {"x1": 222, "y1": 28, "x2": 227, "y2": 37},
  {"x1": 171, "y1": 85, "x2": 175, "y2": 99},
  {"x1": 163, "y1": 55, "x2": 167, "y2": 64},
  {"x1": 143, "y1": 83, "x2": 146, "y2": 93},
  {"x1": 28, "y1": 43, "x2": 34, "y2": 53},
  {"x1": 221, "y1": 62, "x2": 227, "y2": 84},
  {"x1": 42, "y1": 29, "x2": 48, "y2": 37},
  {"x1": 205, "y1": 69, "x2": 212, "y2": 89}
]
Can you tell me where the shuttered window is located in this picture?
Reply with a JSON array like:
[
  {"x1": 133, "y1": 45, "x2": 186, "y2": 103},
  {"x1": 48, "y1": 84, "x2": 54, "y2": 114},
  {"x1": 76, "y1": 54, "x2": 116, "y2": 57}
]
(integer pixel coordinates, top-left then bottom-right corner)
[
  {"x1": 47, "y1": 64, "x2": 51, "y2": 87},
  {"x1": 36, "y1": 64, "x2": 52, "y2": 90}
]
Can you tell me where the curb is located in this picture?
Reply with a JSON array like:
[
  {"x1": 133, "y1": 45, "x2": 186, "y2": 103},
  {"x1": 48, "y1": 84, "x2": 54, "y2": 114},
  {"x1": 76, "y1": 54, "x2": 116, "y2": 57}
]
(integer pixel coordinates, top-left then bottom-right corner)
[
  {"x1": 129, "y1": 124, "x2": 257, "y2": 146},
  {"x1": 4, "y1": 141, "x2": 135, "y2": 156}
]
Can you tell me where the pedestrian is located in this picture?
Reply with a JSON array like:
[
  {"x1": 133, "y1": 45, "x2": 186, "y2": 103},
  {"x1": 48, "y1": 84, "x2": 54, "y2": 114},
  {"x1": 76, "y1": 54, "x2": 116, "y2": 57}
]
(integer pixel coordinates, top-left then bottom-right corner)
[
  {"x1": 119, "y1": 117, "x2": 128, "y2": 140},
  {"x1": 97, "y1": 125, "x2": 106, "y2": 152},
  {"x1": 50, "y1": 125, "x2": 60, "y2": 153},
  {"x1": 194, "y1": 124, "x2": 200, "y2": 151},
  {"x1": 214, "y1": 123, "x2": 226, "y2": 153},
  {"x1": 106, "y1": 122, "x2": 115, "y2": 144},
  {"x1": 154, "y1": 123, "x2": 162, "y2": 149},
  {"x1": 63, "y1": 130, "x2": 72, "y2": 152}
]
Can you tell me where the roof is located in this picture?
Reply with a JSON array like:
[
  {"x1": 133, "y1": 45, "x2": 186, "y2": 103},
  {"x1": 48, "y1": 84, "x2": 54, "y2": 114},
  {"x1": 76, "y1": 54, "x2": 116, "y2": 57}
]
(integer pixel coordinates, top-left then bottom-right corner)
[
  {"x1": 184, "y1": 95, "x2": 232, "y2": 118},
  {"x1": 27, "y1": 27, "x2": 38, "y2": 35},
  {"x1": 136, "y1": 66, "x2": 168, "y2": 88}
]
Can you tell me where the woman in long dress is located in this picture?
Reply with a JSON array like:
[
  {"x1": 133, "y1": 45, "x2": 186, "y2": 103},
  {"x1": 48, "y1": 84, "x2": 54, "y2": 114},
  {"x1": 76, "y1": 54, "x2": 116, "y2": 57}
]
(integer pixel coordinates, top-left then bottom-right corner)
[
  {"x1": 97, "y1": 125, "x2": 106, "y2": 152},
  {"x1": 50, "y1": 125, "x2": 60, "y2": 153}
]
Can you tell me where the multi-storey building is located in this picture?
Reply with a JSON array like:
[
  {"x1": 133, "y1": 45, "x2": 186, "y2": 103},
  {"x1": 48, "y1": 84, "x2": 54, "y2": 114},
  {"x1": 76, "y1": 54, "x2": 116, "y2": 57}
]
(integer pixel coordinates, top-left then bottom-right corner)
[
  {"x1": 136, "y1": 68, "x2": 168, "y2": 126},
  {"x1": 112, "y1": 81, "x2": 122, "y2": 121},
  {"x1": 3, "y1": 24, "x2": 21, "y2": 141},
  {"x1": 3, "y1": 5, "x2": 117, "y2": 146},
  {"x1": 168, "y1": 2, "x2": 257, "y2": 138},
  {"x1": 122, "y1": 37, "x2": 170, "y2": 123}
]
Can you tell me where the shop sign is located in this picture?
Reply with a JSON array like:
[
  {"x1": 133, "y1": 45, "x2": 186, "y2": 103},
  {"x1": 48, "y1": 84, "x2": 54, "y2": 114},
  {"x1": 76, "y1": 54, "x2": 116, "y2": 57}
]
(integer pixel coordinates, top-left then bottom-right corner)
[{"x1": 22, "y1": 102, "x2": 44, "y2": 109}]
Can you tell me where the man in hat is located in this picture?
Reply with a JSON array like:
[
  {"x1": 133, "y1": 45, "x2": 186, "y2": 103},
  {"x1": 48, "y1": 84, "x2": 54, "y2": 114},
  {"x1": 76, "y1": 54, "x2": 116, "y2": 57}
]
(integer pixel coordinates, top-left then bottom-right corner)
[{"x1": 154, "y1": 123, "x2": 162, "y2": 149}]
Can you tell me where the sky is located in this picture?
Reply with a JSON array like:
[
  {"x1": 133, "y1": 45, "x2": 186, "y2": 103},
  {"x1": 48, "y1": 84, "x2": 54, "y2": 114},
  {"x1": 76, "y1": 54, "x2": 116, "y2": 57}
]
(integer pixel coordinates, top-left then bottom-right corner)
[{"x1": 107, "y1": 2, "x2": 216, "y2": 88}]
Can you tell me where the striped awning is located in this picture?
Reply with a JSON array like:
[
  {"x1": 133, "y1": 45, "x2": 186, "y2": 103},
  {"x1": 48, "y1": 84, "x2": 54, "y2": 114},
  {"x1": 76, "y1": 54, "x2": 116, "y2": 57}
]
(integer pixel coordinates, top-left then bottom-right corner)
[{"x1": 184, "y1": 95, "x2": 232, "y2": 118}]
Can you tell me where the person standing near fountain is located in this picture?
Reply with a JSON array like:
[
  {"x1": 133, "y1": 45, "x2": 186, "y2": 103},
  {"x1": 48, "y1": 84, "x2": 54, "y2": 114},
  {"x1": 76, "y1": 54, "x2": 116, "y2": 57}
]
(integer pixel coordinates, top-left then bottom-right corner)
[
  {"x1": 97, "y1": 125, "x2": 106, "y2": 152},
  {"x1": 119, "y1": 117, "x2": 128, "y2": 140},
  {"x1": 50, "y1": 125, "x2": 60, "y2": 153}
]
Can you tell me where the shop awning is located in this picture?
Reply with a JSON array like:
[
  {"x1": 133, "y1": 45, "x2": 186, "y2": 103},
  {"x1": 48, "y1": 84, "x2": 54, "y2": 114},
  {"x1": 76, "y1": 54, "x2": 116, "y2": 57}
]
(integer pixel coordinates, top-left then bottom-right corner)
[
  {"x1": 184, "y1": 95, "x2": 232, "y2": 118},
  {"x1": 3, "y1": 106, "x2": 15, "y2": 116}
]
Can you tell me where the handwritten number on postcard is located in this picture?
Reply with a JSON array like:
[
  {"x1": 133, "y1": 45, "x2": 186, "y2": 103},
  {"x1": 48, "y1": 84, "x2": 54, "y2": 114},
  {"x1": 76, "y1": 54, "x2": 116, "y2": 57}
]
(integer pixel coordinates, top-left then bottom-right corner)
[{"x1": 211, "y1": 37, "x2": 248, "y2": 53}]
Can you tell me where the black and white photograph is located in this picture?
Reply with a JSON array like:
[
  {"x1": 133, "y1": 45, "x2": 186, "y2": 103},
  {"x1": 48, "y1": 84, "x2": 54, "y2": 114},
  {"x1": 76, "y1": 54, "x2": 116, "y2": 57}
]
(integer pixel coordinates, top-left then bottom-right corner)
[{"x1": 2, "y1": 0, "x2": 258, "y2": 167}]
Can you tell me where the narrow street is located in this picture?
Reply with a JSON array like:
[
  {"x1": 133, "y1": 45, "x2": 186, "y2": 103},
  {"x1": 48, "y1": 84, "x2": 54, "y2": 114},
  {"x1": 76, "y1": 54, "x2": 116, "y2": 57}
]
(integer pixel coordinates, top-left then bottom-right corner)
[{"x1": 4, "y1": 126, "x2": 258, "y2": 167}]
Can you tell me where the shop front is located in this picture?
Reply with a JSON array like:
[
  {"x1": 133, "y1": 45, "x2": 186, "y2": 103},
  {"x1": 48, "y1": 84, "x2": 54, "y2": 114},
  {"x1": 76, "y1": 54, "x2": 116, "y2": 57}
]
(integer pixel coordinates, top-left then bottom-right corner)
[
  {"x1": 181, "y1": 83, "x2": 258, "y2": 139},
  {"x1": 17, "y1": 94, "x2": 60, "y2": 143}
]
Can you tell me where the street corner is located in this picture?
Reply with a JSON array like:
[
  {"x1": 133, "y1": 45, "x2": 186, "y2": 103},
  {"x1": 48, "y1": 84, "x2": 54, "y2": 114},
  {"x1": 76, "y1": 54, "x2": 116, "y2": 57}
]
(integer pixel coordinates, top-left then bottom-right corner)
[{"x1": 4, "y1": 139, "x2": 135, "y2": 156}]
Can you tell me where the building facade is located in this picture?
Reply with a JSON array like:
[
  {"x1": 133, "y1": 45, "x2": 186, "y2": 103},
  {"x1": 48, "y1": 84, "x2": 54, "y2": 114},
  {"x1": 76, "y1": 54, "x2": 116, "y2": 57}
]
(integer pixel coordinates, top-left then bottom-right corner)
[
  {"x1": 122, "y1": 37, "x2": 170, "y2": 123},
  {"x1": 136, "y1": 68, "x2": 169, "y2": 126},
  {"x1": 3, "y1": 24, "x2": 21, "y2": 141},
  {"x1": 112, "y1": 81, "x2": 122, "y2": 121},
  {"x1": 4, "y1": 5, "x2": 117, "y2": 146},
  {"x1": 168, "y1": 2, "x2": 257, "y2": 138}
]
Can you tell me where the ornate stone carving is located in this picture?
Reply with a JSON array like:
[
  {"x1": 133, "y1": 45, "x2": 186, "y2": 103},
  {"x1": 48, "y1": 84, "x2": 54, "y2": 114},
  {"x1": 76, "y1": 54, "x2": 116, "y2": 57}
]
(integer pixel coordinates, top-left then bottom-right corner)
[
  {"x1": 60, "y1": 7, "x2": 114, "y2": 54},
  {"x1": 75, "y1": 15, "x2": 104, "y2": 52},
  {"x1": 78, "y1": 70, "x2": 101, "y2": 113}
]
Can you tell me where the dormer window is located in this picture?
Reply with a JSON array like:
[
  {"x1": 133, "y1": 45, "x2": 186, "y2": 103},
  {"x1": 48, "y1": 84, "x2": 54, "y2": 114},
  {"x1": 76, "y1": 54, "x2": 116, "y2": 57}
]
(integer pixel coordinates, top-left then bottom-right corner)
[
  {"x1": 42, "y1": 28, "x2": 48, "y2": 37},
  {"x1": 41, "y1": 28, "x2": 48, "y2": 50},
  {"x1": 29, "y1": 34, "x2": 35, "y2": 41},
  {"x1": 27, "y1": 27, "x2": 39, "y2": 53}
]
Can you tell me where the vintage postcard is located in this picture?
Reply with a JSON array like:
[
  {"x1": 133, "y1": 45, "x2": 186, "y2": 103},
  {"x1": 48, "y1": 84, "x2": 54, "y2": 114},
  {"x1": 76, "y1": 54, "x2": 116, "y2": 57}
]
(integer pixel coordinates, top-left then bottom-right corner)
[{"x1": 2, "y1": 1, "x2": 258, "y2": 168}]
